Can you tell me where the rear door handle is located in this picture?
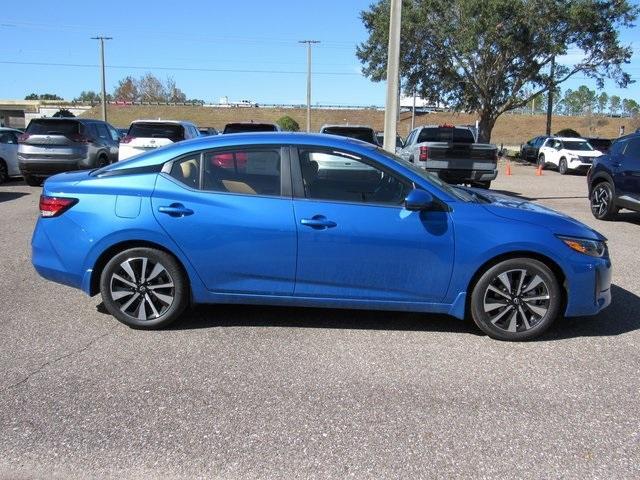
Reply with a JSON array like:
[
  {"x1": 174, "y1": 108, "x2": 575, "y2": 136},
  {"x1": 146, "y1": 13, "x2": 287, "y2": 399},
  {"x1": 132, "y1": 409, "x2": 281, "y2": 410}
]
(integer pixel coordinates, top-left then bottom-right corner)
[
  {"x1": 158, "y1": 203, "x2": 194, "y2": 217},
  {"x1": 300, "y1": 215, "x2": 337, "y2": 229}
]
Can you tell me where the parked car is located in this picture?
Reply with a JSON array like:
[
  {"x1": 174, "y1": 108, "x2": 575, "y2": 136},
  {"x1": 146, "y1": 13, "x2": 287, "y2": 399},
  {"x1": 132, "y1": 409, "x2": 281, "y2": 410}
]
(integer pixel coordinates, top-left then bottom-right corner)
[
  {"x1": 17, "y1": 118, "x2": 120, "y2": 186},
  {"x1": 0, "y1": 128, "x2": 22, "y2": 184},
  {"x1": 119, "y1": 120, "x2": 200, "y2": 161},
  {"x1": 116, "y1": 128, "x2": 128, "y2": 140},
  {"x1": 32, "y1": 133, "x2": 611, "y2": 341},
  {"x1": 520, "y1": 135, "x2": 552, "y2": 162},
  {"x1": 537, "y1": 137, "x2": 602, "y2": 174},
  {"x1": 222, "y1": 122, "x2": 280, "y2": 134},
  {"x1": 375, "y1": 132, "x2": 404, "y2": 152},
  {"x1": 399, "y1": 125, "x2": 498, "y2": 188},
  {"x1": 320, "y1": 125, "x2": 379, "y2": 145},
  {"x1": 588, "y1": 133, "x2": 640, "y2": 220},
  {"x1": 199, "y1": 127, "x2": 219, "y2": 136},
  {"x1": 584, "y1": 137, "x2": 612, "y2": 154}
]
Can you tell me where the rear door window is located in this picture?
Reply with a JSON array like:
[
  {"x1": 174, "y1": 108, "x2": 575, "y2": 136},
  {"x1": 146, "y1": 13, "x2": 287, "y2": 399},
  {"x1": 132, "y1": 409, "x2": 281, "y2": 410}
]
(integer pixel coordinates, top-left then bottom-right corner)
[
  {"x1": 128, "y1": 123, "x2": 185, "y2": 142},
  {"x1": 202, "y1": 148, "x2": 282, "y2": 196},
  {"x1": 95, "y1": 123, "x2": 110, "y2": 140},
  {"x1": 26, "y1": 119, "x2": 79, "y2": 135}
]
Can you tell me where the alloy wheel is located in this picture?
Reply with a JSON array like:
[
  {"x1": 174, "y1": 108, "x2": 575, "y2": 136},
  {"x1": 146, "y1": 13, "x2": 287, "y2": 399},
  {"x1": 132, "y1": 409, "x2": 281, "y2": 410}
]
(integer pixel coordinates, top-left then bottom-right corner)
[
  {"x1": 482, "y1": 268, "x2": 551, "y2": 333},
  {"x1": 109, "y1": 257, "x2": 175, "y2": 321},
  {"x1": 591, "y1": 184, "x2": 610, "y2": 217}
]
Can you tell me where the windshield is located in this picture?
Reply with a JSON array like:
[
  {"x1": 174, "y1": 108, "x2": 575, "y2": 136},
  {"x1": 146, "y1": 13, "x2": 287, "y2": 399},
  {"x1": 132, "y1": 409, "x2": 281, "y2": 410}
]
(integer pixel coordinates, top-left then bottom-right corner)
[
  {"x1": 323, "y1": 127, "x2": 378, "y2": 145},
  {"x1": 26, "y1": 119, "x2": 79, "y2": 135},
  {"x1": 223, "y1": 123, "x2": 278, "y2": 134},
  {"x1": 128, "y1": 123, "x2": 185, "y2": 142},
  {"x1": 563, "y1": 141, "x2": 594, "y2": 151},
  {"x1": 374, "y1": 148, "x2": 477, "y2": 202}
]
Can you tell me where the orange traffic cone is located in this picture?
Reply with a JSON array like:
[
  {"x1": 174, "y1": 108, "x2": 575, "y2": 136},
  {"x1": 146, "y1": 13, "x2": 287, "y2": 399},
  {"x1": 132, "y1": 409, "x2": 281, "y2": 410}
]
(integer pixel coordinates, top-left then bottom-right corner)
[
  {"x1": 536, "y1": 164, "x2": 543, "y2": 176},
  {"x1": 505, "y1": 159, "x2": 512, "y2": 176}
]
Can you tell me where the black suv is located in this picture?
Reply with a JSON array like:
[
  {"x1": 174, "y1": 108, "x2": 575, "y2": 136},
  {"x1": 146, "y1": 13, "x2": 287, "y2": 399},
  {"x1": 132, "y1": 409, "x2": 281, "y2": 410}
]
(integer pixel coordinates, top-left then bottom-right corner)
[
  {"x1": 520, "y1": 135, "x2": 551, "y2": 162},
  {"x1": 588, "y1": 133, "x2": 640, "y2": 220}
]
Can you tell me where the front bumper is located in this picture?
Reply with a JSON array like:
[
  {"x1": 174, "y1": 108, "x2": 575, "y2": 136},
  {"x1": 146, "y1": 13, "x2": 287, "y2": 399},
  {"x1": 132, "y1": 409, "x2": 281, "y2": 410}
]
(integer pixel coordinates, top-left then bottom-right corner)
[{"x1": 564, "y1": 254, "x2": 612, "y2": 317}]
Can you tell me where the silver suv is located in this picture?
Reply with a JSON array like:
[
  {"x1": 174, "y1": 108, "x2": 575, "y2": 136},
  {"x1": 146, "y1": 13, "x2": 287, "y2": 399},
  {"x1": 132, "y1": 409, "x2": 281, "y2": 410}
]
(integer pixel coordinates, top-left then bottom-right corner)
[{"x1": 18, "y1": 118, "x2": 120, "y2": 186}]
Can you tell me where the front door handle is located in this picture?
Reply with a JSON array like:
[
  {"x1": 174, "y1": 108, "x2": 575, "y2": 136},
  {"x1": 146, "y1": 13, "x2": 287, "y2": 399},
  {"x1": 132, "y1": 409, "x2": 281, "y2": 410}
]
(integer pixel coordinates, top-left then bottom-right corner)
[
  {"x1": 158, "y1": 203, "x2": 194, "y2": 217},
  {"x1": 300, "y1": 215, "x2": 337, "y2": 230}
]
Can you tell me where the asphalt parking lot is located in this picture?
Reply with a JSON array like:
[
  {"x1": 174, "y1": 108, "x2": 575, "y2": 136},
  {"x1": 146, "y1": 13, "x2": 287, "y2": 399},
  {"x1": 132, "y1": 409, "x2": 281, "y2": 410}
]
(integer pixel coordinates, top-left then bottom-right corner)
[{"x1": 1, "y1": 162, "x2": 639, "y2": 479}]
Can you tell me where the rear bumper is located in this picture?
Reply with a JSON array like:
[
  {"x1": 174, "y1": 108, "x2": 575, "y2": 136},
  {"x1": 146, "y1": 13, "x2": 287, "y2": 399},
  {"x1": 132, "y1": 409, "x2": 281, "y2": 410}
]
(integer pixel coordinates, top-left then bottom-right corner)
[
  {"x1": 18, "y1": 157, "x2": 96, "y2": 177},
  {"x1": 426, "y1": 168, "x2": 498, "y2": 184}
]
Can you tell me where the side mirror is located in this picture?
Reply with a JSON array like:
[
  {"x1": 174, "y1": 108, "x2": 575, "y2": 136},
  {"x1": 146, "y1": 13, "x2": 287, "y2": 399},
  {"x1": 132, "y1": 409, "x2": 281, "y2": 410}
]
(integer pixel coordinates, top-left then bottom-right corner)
[{"x1": 404, "y1": 189, "x2": 434, "y2": 211}]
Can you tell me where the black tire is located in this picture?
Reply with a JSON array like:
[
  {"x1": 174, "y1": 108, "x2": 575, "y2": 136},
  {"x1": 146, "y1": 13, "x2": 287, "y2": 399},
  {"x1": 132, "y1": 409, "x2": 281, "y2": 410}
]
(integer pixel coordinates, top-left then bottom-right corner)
[
  {"x1": 558, "y1": 158, "x2": 568, "y2": 175},
  {"x1": 100, "y1": 247, "x2": 189, "y2": 329},
  {"x1": 0, "y1": 159, "x2": 7, "y2": 184},
  {"x1": 23, "y1": 174, "x2": 42, "y2": 187},
  {"x1": 538, "y1": 154, "x2": 546, "y2": 170},
  {"x1": 470, "y1": 258, "x2": 562, "y2": 341},
  {"x1": 97, "y1": 154, "x2": 109, "y2": 167},
  {"x1": 590, "y1": 181, "x2": 619, "y2": 220}
]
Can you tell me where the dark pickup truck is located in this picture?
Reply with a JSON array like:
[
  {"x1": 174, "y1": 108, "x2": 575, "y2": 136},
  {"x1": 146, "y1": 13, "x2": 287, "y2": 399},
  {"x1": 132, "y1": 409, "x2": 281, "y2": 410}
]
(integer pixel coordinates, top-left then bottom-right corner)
[{"x1": 399, "y1": 125, "x2": 498, "y2": 188}]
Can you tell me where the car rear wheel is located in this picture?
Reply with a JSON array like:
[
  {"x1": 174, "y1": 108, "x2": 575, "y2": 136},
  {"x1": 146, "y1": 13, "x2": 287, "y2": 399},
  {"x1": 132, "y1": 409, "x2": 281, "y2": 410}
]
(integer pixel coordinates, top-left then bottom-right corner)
[
  {"x1": 0, "y1": 159, "x2": 7, "y2": 184},
  {"x1": 470, "y1": 258, "x2": 562, "y2": 341},
  {"x1": 559, "y1": 158, "x2": 568, "y2": 175},
  {"x1": 590, "y1": 181, "x2": 618, "y2": 220},
  {"x1": 23, "y1": 174, "x2": 42, "y2": 187},
  {"x1": 97, "y1": 154, "x2": 109, "y2": 168},
  {"x1": 100, "y1": 247, "x2": 189, "y2": 329},
  {"x1": 537, "y1": 154, "x2": 546, "y2": 169}
]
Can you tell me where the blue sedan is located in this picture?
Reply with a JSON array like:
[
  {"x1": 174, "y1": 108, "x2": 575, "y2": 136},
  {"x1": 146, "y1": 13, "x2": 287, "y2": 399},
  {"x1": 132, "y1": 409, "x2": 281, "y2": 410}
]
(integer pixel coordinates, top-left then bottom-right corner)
[{"x1": 32, "y1": 133, "x2": 611, "y2": 341}]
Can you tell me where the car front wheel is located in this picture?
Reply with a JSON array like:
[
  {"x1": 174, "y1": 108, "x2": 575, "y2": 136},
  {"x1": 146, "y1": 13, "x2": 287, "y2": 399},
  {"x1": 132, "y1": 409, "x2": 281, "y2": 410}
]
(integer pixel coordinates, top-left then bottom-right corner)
[
  {"x1": 590, "y1": 181, "x2": 619, "y2": 220},
  {"x1": 559, "y1": 158, "x2": 568, "y2": 175},
  {"x1": 100, "y1": 247, "x2": 189, "y2": 329},
  {"x1": 470, "y1": 258, "x2": 562, "y2": 341}
]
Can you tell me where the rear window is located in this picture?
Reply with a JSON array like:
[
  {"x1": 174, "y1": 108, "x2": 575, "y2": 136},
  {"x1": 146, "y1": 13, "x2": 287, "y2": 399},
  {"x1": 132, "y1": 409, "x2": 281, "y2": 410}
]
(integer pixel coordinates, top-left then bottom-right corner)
[
  {"x1": 26, "y1": 119, "x2": 80, "y2": 135},
  {"x1": 223, "y1": 123, "x2": 278, "y2": 134},
  {"x1": 128, "y1": 123, "x2": 185, "y2": 142},
  {"x1": 417, "y1": 127, "x2": 475, "y2": 143},
  {"x1": 322, "y1": 127, "x2": 378, "y2": 144}
]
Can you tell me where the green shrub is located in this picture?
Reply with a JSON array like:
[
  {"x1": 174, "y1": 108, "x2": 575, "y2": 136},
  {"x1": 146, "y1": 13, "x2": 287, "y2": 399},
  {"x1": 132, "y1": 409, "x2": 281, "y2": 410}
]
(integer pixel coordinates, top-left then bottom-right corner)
[{"x1": 276, "y1": 115, "x2": 300, "y2": 132}]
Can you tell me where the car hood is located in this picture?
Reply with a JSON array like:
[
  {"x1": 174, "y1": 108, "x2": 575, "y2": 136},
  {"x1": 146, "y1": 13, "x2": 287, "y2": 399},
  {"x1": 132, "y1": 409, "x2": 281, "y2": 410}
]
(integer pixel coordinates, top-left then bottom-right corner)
[
  {"x1": 475, "y1": 189, "x2": 605, "y2": 241},
  {"x1": 561, "y1": 149, "x2": 601, "y2": 157}
]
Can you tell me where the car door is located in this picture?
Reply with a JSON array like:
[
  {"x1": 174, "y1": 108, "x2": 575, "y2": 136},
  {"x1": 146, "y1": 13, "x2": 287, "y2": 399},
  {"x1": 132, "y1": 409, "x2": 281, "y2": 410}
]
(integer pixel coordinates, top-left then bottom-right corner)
[
  {"x1": 523, "y1": 137, "x2": 536, "y2": 160},
  {"x1": 0, "y1": 131, "x2": 19, "y2": 176},
  {"x1": 291, "y1": 146, "x2": 455, "y2": 302},
  {"x1": 617, "y1": 137, "x2": 640, "y2": 205},
  {"x1": 106, "y1": 124, "x2": 121, "y2": 162},
  {"x1": 152, "y1": 145, "x2": 297, "y2": 295}
]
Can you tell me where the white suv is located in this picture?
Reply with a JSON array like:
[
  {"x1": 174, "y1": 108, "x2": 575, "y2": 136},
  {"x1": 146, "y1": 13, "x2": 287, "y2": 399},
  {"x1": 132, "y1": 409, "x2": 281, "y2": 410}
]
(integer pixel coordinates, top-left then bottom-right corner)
[
  {"x1": 119, "y1": 120, "x2": 199, "y2": 161},
  {"x1": 538, "y1": 137, "x2": 603, "y2": 175}
]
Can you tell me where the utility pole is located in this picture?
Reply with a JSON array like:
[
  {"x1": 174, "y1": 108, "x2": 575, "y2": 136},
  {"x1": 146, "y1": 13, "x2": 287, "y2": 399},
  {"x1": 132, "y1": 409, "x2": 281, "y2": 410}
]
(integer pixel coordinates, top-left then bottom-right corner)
[
  {"x1": 546, "y1": 55, "x2": 555, "y2": 135},
  {"x1": 91, "y1": 36, "x2": 112, "y2": 122},
  {"x1": 299, "y1": 40, "x2": 320, "y2": 132},
  {"x1": 383, "y1": 0, "x2": 402, "y2": 152},
  {"x1": 411, "y1": 89, "x2": 416, "y2": 130}
]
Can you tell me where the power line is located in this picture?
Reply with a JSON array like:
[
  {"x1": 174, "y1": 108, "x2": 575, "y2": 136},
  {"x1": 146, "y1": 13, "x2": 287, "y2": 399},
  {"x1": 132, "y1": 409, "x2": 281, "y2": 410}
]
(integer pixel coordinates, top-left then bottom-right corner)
[{"x1": 0, "y1": 60, "x2": 364, "y2": 76}]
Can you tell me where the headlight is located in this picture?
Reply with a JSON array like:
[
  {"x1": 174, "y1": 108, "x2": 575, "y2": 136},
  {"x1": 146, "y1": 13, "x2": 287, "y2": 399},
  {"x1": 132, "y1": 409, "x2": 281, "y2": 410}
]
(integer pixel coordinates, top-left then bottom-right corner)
[{"x1": 557, "y1": 235, "x2": 607, "y2": 257}]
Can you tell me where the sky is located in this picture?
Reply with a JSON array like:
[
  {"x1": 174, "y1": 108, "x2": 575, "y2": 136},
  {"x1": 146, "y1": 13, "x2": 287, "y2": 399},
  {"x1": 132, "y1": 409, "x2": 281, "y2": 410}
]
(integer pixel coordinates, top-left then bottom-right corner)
[{"x1": 1, "y1": 0, "x2": 639, "y2": 106}]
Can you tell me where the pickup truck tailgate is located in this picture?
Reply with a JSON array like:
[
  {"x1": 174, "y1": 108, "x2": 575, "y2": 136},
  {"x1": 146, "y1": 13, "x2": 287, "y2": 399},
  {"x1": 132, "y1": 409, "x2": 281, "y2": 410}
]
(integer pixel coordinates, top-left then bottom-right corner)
[{"x1": 426, "y1": 142, "x2": 497, "y2": 170}]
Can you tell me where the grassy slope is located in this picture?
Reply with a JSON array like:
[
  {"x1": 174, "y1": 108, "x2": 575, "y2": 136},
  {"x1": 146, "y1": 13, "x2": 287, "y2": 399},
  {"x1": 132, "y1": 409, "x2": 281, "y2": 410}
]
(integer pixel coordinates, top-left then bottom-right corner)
[{"x1": 81, "y1": 105, "x2": 631, "y2": 145}]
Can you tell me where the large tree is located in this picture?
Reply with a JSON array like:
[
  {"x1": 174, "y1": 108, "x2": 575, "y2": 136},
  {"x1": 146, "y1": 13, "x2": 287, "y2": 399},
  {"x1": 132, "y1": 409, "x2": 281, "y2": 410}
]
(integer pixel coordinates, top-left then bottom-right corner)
[{"x1": 357, "y1": 0, "x2": 637, "y2": 142}]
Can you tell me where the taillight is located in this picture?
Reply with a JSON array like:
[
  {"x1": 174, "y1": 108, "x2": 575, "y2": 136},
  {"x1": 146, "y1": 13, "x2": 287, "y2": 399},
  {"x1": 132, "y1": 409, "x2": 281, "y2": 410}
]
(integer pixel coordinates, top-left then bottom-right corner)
[
  {"x1": 120, "y1": 135, "x2": 133, "y2": 144},
  {"x1": 419, "y1": 146, "x2": 430, "y2": 161},
  {"x1": 66, "y1": 133, "x2": 91, "y2": 144},
  {"x1": 39, "y1": 195, "x2": 78, "y2": 218},
  {"x1": 18, "y1": 133, "x2": 30, "y2": 143}
]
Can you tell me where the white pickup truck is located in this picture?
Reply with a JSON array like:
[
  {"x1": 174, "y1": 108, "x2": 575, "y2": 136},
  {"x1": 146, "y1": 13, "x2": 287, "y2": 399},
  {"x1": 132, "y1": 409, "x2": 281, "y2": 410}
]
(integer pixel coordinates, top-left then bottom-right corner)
[{"x1": 399, "y1": 125, "x2": 498, "y2": 188}]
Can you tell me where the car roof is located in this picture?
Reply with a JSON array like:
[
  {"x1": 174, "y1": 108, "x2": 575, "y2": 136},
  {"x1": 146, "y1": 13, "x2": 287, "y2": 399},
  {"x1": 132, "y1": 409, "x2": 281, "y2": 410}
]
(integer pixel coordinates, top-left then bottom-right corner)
[
  {"x1": 224, "y1": 121, "x2": 276, "y2": 126},
  {"x1": 554, "y1": 137, "x2": 587, "y2": 142},
  {"x1": 131, "y1": 119, "x2": 196, "y2": 126},
  {"x1": 320, "y1": 124, "x2": 374, "y2": 130}
]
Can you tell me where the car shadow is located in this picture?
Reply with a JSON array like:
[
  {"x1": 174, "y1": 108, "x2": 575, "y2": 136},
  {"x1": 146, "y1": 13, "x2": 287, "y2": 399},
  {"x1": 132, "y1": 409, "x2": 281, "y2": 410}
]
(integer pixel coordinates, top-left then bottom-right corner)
[
  {"x1": 94, "y1": 283, "x2": 640, "y2": 340},
  {"x1": 0, "y1": 191, "x2": 30, "y2": 203},
  {"x1": 615, "y1": 211, "x2": 640, "y2": 225},
  {"x1": 490, "y1": 189, "x2": 588, "y2": 202}
]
